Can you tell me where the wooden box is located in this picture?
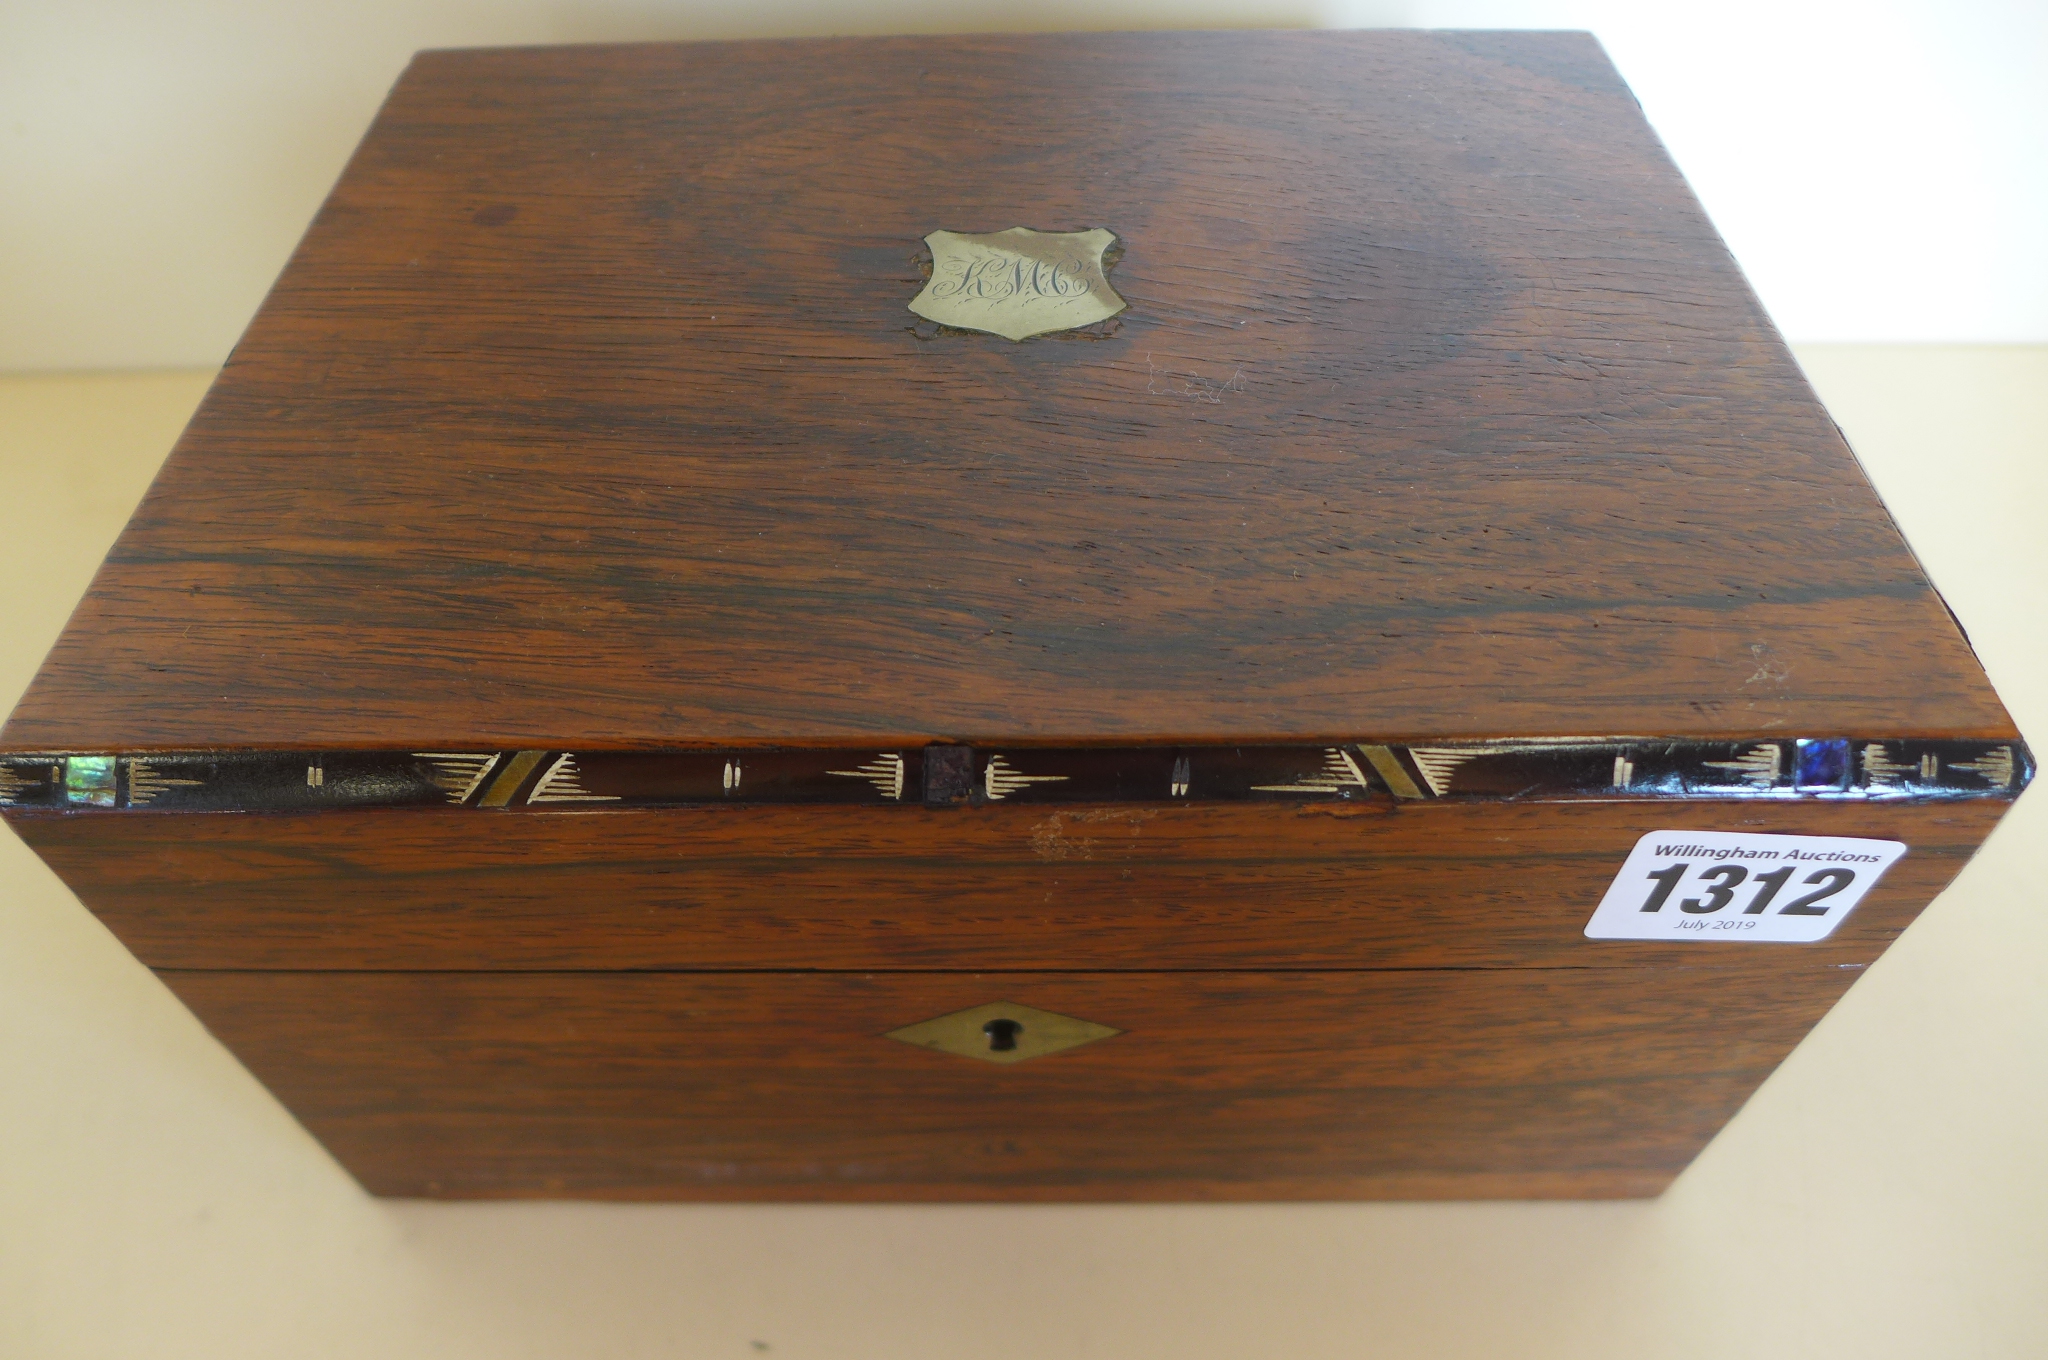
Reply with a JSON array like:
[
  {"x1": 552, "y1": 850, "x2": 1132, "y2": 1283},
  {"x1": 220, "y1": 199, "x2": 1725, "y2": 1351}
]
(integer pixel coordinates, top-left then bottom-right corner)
[{"x1": 1, "y1": 30, "x2": 2029, "y2": 1201}]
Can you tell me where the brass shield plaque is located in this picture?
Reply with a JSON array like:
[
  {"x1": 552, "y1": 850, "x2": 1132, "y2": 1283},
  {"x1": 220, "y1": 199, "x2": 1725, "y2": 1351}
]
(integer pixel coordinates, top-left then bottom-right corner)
[{"x1": 908, "y1": 227, "x2": 1126, "y2": 340}]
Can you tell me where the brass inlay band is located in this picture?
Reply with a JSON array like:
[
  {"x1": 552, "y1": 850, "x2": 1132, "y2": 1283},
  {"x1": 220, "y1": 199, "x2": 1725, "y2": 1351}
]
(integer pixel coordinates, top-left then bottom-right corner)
[
  {"x1": 1361, "y1": 745, "x2": 1425, "y2": 800},
  {"x1": 0, "y1": 740, "x2": 2026, "y2": 813},
  {"x1": 478, "y1": 749, "x2": 547, "y2": 807}
]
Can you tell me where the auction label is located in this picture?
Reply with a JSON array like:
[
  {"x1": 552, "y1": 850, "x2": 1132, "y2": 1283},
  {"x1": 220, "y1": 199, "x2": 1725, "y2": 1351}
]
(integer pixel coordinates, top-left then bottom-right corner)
[{"x1": 1585, "y1": 831, "x2": 1907, "y2": 943}]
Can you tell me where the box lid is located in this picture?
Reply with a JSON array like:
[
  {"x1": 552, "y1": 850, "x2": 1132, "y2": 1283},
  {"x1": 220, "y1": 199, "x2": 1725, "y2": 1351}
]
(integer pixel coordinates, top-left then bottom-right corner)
[{"x1": 0, "y1": 30, "x2": 2019, "y2": 752}]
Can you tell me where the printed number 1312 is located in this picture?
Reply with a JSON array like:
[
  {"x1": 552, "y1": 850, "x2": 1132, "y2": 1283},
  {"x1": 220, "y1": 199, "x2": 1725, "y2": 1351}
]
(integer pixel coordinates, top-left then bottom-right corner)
[{"x1": 1638, "y1": 862, "x2": 1857, "y2": 917}]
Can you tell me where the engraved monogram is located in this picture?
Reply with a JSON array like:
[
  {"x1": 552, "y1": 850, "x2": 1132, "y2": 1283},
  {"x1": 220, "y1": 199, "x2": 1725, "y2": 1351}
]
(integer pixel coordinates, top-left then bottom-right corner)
[
  {"x1": 908, "y1": 226, "x2": 1126, "y2": 340},
  {"x1": 932, "y1": 253, "x2": 1094, "y2": 303}
]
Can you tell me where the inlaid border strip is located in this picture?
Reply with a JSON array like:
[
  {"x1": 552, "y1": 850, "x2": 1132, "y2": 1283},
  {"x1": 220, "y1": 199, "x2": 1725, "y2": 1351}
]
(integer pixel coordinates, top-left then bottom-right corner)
[{"x1": 0, "y1": 738, "x2": 2029, "y2": 813}]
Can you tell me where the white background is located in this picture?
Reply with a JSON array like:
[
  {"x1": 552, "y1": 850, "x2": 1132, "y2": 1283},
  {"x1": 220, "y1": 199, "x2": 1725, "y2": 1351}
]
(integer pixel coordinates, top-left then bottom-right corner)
[
  {"x1": 2, "y1": 0, "x2": 2045, "y2": 371},
  {"x1": 3, "y1": 4, "x2": 2046, "y2": 1356}
]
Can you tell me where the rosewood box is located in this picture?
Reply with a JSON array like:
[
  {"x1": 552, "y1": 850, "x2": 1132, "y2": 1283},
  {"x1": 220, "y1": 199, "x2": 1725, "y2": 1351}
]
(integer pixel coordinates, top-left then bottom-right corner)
[{"x1": 2, "y1": 30, "x2": 2029, "y2": 1200}]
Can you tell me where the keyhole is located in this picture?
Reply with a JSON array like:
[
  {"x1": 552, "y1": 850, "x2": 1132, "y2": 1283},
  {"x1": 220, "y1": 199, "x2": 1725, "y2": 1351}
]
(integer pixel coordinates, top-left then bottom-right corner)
[{"x1": 983, "y1": 1018, "x2": 1023, "y2": 1052}]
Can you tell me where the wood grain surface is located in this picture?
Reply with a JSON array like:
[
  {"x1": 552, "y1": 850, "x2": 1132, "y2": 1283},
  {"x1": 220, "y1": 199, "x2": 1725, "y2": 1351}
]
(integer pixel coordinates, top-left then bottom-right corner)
[
  {"x1": 163, "y1": 965, "x2": 1858, "y2": 1200},
  {"x1": 19, "y1": 798, "x2": 2000, "y2": 972},
  {"x1": 0, "y1": 30, "x2": 2014, "y2": 751}
]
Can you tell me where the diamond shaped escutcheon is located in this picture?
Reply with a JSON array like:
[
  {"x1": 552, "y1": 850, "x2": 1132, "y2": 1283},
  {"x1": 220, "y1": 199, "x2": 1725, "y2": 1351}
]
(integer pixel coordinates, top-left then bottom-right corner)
[{"x1": 884, "y1": 1001, "x2": 1121, "y2": 1065}]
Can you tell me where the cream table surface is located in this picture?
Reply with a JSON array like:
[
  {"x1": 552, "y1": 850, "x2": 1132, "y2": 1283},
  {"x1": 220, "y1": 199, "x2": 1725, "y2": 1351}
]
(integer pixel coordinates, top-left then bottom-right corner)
[{"x1": 1, "y1": 347, "x2": 2043, "y2": 1360}]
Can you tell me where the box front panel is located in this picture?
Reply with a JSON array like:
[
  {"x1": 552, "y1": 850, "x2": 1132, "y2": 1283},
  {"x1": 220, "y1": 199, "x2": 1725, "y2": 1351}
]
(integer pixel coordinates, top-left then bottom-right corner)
[{"x1": 163, "y1": 965, "x2": 1857, "y2": 1201}]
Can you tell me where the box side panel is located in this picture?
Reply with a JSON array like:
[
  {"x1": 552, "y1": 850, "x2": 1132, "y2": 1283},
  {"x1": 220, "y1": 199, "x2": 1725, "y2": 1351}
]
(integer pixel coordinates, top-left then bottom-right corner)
[
  {"x1": 13, "y1": 799, "x2": 2006, "y2": 972},
  {"x1": 160, "y1": 966, "x2": 1856, "y2": 1201}
]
